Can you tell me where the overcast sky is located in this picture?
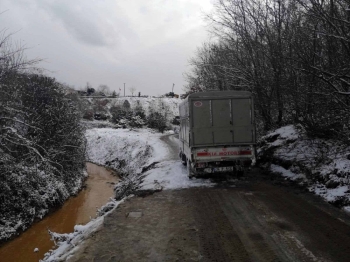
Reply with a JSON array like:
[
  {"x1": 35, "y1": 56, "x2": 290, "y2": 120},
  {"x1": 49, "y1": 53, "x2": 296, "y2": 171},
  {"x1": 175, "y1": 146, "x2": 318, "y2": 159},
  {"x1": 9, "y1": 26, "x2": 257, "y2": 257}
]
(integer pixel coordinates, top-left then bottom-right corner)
[{"x1": 1, "y1": 0, "x2": 214, "y2": 96}]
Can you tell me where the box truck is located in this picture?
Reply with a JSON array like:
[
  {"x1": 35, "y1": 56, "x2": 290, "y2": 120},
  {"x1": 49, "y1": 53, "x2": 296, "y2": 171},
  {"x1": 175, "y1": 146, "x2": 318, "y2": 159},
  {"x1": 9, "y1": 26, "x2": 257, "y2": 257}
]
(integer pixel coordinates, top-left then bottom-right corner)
[{"x1": 179, "y1": 91, "x2": 256, "y2": 178}]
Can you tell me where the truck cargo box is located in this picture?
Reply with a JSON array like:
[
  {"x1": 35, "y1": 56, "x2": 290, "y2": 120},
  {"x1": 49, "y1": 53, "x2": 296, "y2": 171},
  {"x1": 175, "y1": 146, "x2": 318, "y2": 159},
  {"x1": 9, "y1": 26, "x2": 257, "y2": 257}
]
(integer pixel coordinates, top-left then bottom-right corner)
[{"x1": 179, "y1": 91, "x2": 256, "y2": 177}]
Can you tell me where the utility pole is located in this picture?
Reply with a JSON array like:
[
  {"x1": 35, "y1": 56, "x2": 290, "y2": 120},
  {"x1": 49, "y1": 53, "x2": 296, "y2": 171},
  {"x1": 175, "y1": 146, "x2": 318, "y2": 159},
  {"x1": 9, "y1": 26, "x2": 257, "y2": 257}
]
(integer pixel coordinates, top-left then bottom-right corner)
[
  {"x1": 172, "y1": 83, "x2": 175, "y2": 93},
  {"x1": 124, "y1": 83, "x2": 125, "y2": 97}
]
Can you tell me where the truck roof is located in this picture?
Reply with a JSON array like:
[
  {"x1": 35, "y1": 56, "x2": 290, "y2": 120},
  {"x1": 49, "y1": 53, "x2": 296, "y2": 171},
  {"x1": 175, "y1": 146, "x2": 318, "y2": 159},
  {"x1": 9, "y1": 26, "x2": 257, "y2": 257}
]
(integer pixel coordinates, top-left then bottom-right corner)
[{"x1": 187, "y1": 90, "x2": 252, "y2": 99}]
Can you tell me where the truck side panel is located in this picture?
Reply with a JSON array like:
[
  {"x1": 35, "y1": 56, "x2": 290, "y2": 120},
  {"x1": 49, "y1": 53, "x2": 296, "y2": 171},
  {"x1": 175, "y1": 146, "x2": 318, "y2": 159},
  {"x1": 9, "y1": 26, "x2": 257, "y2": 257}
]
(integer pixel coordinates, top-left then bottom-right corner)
[{"x1": 179, "y1": 101, "x2": 191, "y2": 158}]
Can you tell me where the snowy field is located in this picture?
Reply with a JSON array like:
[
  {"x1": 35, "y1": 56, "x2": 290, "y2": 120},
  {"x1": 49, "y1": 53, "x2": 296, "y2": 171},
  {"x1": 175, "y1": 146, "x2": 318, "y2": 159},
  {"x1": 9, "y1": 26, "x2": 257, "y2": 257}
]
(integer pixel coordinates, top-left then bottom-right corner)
[
  {"x1": 259, "y1": 125, "x2": 350, "y2": 211},
  {"x1": 42, "y1": 128, "x2": 213, "y2": 261}
]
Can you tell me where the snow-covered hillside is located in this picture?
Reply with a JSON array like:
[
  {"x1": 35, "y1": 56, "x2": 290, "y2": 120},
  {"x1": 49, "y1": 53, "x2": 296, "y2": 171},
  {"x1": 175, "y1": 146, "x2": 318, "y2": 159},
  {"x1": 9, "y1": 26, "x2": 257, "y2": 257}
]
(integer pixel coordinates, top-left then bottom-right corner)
[
  {"x1": 80, "y1": 96, "x2": 182, "y2": 134},
  {"x1": 259, "y1": 125, "x2": 350, "y2": 212},
  {"x1": 103, "y1": 97, "x2": 181, "y2": 117},
  {"x1": 85, "y1": 128, "x2": 214, "y2": 192},
  {"x1": 83, "y1": 96, "x2": 181, "y2": 120}
]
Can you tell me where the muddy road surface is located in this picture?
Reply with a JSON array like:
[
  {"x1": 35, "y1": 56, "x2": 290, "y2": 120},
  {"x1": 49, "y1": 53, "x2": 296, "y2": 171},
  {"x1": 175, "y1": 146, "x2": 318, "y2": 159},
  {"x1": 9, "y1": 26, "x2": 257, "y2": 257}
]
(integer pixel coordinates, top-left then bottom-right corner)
[{"x1": 69, "y1": 172, "x2": 350, "y2": 262}]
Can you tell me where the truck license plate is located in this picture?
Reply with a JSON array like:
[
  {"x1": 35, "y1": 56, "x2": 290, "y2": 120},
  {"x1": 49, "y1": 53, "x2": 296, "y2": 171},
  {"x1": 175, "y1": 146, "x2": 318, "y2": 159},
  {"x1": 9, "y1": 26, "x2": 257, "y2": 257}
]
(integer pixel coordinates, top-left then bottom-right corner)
[{"x1": 210, "y1": 166, "x2": 234, "y2": 173}]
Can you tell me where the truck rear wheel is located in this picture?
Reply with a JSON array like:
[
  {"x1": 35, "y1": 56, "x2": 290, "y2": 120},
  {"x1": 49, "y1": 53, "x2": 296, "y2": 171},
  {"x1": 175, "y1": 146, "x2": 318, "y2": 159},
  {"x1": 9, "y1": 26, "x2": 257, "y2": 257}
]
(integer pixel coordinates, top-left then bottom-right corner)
[
  {"x1": 180, "y1": 152, "x2": 187, "y2": 166},
  {"x1": 187, "y1": 160, "x2": 194, "y2": 179},
  {"x1": 237, "y1": 170, "x2": 244, "y2": 177},
  {"x1": 235, "y1": 165, "x2": 244, "y2": 177}
]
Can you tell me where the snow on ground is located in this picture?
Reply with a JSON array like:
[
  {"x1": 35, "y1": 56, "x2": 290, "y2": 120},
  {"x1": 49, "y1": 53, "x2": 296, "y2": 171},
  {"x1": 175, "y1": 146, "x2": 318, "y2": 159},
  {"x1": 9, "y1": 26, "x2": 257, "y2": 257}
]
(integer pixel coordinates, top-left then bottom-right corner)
[
  {"x1": 86, "y1": 128, "x2": 169, "y2": 175},
  {"x1": 313, "y1": 185, "x2": 349, "y2": 202},
  {"x1": 265, "y1": 125, "x2": 299, "y2": 147},
  {"x1": 260, "y1": 125, "x2": 350, "y2": 210},
  {"x1": 86, "y1": 127, "x2": 213, "y2": 190},
  {"x1": 270, "y1": 164, "x2": 306, "y2": 181},
  {"x1": 344, "y1": 206, "x2": 350, "y2": 213},
  {"x1": 42, "y1": 127, "x2": 213, "y2": 261},
  {"x1": 141, "y1": 160, "x2": 215, "y2": 190}
]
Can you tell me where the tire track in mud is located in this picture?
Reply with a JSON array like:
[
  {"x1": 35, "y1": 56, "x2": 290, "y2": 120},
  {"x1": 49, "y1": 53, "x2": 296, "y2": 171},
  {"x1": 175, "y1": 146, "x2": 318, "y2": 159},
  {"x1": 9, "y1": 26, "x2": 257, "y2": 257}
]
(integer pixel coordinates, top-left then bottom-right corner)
[
  {"x1": 250, "y1": 182, "x2": 350, "y2": 262},
  {"x1": 217, "y1": 189, "x2": 320, "y2": 262},
  {"x1": 218, "y1": 190, "x2": 281, "y2": 262},
  {"x1": 190, "y1": 188, "x2": 295, "y2": 262},
  {"x1": 191, "y1": 190, "x2": 251, "y2": 261},
  {"x1": 188, "y1": 185, "x2": 350, "y2": 262}
]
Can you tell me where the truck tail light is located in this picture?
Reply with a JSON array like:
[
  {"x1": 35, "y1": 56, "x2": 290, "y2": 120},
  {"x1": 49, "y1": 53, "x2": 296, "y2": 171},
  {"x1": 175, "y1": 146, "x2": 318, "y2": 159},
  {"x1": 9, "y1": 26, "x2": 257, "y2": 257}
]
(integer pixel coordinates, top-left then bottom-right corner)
[{"x1": 239, "y1": 150, "x2": 252, "y2": 155}]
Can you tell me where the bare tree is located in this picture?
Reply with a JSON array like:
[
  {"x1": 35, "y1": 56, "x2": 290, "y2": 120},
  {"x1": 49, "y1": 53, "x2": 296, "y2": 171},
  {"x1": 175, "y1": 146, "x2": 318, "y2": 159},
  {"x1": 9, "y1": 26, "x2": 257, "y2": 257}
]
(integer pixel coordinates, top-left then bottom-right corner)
[
  {"x1": 185, "y1": 0, "x2": 350, "y2": 140},
  {"x1": 0, "y1": 30, "x2": 42, "y2": 76},
  {"x1": 129, "y1": 86, "x2": 137, "y2": 96},
  {"x1": 97, "y1": 84, "x2": 110, "y2": 96},
  {"x1": 187, "y1": 0, "x2": 301, "y2": 130},
  {"x1": 85, "y1": 82, "x2": 95, "y2": 95}
]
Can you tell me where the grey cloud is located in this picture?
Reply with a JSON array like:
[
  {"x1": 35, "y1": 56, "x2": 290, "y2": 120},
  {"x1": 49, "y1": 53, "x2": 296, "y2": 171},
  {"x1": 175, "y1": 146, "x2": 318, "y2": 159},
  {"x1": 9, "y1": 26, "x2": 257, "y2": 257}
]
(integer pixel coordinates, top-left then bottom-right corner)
[
  {"x1": 2, "y1": 0, "x2": 212, "y2": 96},
  {"x1": 139, "y1": 6, "x2": 148, "y2": 14},
  {"x1": 51, "y1": 4, "x2": 107, "y2": 46},
  {"x1": 36, "y1": 1, "x2": 115, "y2": 47}
]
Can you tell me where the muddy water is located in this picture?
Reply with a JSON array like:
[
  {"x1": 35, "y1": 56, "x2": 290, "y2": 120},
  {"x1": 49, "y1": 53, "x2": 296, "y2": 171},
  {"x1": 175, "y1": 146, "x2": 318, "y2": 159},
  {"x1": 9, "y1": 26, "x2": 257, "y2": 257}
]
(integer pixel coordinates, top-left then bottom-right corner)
[{"x1": 0, "y1": 163, "x2": 119, "y2": 262}]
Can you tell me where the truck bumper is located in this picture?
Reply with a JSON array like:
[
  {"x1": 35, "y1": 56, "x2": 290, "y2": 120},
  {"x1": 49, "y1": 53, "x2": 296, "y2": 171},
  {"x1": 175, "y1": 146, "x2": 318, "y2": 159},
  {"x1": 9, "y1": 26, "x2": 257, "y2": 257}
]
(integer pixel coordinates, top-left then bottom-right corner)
[{"x1": 193, "y1": 158, "x2": 252, "y2": 175}]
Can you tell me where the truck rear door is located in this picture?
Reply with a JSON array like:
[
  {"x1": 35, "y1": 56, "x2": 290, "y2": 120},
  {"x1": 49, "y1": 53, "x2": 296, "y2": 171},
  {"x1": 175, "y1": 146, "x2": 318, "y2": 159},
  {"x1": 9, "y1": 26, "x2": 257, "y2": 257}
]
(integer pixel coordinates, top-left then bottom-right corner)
[
  {"x1": 212, "y1": 99, "x2": 232, "y2": 144},
  {"x1": 191, "y1": 97, "x2": 254, "y2": 146},
  {"x1": 231, "y1": 98, "x2": 254, "y2": 143}
]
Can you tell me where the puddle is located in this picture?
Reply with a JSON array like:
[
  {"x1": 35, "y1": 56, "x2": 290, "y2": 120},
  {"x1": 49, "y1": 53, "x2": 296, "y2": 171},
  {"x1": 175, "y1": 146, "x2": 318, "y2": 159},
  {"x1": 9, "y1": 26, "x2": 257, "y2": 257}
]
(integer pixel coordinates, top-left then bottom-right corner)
[{"x1": 0, "y1": 162, "x2": 119, "y2": 262}]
